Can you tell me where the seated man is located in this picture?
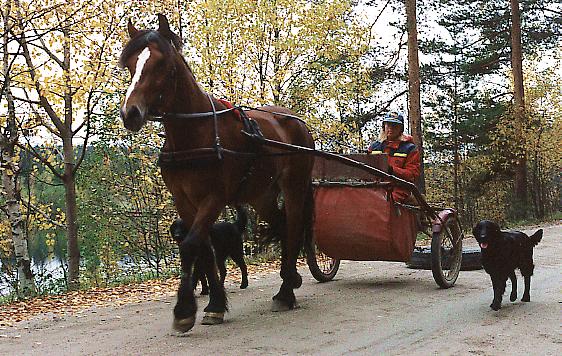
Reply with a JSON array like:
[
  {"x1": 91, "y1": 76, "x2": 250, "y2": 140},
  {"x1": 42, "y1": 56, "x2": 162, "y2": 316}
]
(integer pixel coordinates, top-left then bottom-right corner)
[{"x1": 368, "y1": 111, "x2": 421, "y2": 202}]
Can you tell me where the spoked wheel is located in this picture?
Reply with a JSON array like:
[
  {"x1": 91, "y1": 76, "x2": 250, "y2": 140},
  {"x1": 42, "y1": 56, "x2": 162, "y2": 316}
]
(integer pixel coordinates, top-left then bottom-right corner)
[
  {"x1": 305, "y1": 236, "x2": 340, "y2": 282},
  {"x1": 431, "y1": 216, "x2": 463, "y2": 288}
]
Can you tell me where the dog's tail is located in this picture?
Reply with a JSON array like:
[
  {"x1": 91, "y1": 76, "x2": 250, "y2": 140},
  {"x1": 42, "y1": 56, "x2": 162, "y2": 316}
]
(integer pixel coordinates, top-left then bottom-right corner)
[
  {"x1": 234, "y1": 205, "x2": 248, "y2": 234},
  {"x1": 529, "y1": 229, "x2": 543, "y2": 246}
]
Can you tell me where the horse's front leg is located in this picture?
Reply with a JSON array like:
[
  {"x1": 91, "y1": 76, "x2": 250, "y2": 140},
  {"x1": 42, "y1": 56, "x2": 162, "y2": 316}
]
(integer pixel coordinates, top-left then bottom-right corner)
[{"x1": 173, "y1": 199, "x2": 226, "y2": 332}]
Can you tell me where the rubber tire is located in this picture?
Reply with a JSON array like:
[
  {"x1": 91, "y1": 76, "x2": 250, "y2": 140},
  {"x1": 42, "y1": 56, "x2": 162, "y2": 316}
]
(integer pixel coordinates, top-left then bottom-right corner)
[
  {"x1": 305, "y1": 236, "x2": 340, "y2": 282},
  {"x1": 431, "y1": 217, "x2": 463, "y2": 288},
  {"x1": 406, "y1": 247, "x2": 482, "y2": 271}
]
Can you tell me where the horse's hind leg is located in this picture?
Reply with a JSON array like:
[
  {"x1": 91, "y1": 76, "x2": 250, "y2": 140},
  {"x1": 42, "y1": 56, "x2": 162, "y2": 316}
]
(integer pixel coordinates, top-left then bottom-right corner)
[
  {"x1": 251, "y1": 190, "x2": 293, "y2": 309},
  {"x1": 272, "y1": 180, "x2": 313, "y2": 311}
]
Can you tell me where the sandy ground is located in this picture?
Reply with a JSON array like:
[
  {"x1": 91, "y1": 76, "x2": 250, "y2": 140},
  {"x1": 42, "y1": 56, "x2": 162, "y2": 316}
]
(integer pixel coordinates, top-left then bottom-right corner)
[{"x1": 0, "y1": 223, "x2": 560, "y2": 355}]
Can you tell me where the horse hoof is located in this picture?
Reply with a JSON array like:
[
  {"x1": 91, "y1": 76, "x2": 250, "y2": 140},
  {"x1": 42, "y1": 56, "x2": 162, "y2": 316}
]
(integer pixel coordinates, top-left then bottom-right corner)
[
  {"x1": 173, "y1": 316, "x2": 196, "y2": 333},
  {"x1": 201, "y1": 312, "x2": 224, "y2": 325},
  {"x1": 271, "y1": 299, "x2": 296, "y2": 312}
]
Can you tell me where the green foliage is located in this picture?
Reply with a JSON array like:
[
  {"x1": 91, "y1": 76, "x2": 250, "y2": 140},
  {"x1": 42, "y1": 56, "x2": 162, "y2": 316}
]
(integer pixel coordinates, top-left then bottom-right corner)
[
  {"x1": 436, "y1": 0, "x2": 560, "y2": 77},
  {"x1": 424, "y1": 57, "x2": 561, "y2": 227},
  {"x1": 76, "y1": 127, "x2": 177, "y2": 285}
]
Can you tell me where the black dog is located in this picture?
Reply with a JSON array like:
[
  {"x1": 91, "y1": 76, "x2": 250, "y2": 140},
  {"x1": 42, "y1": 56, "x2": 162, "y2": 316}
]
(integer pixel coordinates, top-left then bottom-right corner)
[
  {"x1": 472, "y1": 220, "x2": 543, "y2": 310},
  {"x1": 170, "y1": 206, "x2": 249, "y2": 295}
]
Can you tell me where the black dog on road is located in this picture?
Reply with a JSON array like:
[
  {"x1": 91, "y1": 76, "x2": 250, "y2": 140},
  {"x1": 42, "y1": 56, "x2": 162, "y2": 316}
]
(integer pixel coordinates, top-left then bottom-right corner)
[
  {"x1": 170, "y1": 206, "x2": 249, "y2": 295},
  {"x1": 472, "y1": 220, "x2": 543, "y2": 310}
]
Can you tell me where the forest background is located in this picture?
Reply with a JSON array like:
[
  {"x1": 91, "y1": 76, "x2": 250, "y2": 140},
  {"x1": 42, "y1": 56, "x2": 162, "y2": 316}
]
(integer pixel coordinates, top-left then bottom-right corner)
[{"x1": 0, "y1": 0, "x2": 560, "y2": 300}]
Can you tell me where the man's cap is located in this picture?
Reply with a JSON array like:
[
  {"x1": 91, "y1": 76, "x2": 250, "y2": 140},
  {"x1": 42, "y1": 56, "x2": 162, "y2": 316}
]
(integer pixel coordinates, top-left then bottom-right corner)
[{"x1": 383, "y1": 111, "x2": 404, "y2": 125}]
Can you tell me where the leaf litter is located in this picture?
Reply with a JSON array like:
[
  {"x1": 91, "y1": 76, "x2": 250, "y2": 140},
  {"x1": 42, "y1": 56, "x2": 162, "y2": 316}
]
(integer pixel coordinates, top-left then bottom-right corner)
[{"x1": 0, "y1": 258, "x2": 307, "y2": 326}]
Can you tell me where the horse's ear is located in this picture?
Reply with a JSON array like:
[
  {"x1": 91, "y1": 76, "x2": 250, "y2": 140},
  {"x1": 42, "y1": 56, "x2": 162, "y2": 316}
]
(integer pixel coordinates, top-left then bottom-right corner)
[
  {"x1": 157, "y1": 13, "x2": 182, "y2": 49},
  {"x1": 127, "y1": 19, "x2": 139, "y2": 38},
  {"x1": 157, "y1": 14, "x2": 172, "y2": 37}
]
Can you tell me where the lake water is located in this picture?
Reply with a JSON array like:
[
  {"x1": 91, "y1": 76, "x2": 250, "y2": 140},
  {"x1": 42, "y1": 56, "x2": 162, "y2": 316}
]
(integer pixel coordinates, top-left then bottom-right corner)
[{"x1": 0, "y1": 257, "x2": 65, "y2": 296}]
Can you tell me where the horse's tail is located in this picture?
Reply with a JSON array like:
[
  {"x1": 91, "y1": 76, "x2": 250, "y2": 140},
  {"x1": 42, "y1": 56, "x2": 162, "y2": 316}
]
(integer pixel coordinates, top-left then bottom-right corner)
[
  {"x1": 234, "y1": 205, "x2": 248, "y2": 234},
  {"x1": 256, "y1": 209, "x2": 286, "y2": 246}
]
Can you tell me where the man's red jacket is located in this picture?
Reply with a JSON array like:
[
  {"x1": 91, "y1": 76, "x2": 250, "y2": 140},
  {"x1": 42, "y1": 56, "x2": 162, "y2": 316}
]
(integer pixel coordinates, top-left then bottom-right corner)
[{"x1": 368, "y1": 134, "x2": 421, "y2": 202}]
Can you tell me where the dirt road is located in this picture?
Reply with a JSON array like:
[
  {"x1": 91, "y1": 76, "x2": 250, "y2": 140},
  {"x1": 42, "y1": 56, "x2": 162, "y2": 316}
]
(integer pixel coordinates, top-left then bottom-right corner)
[{"x1": 1, "y1": 224, "x2": 560, "y2": 355}]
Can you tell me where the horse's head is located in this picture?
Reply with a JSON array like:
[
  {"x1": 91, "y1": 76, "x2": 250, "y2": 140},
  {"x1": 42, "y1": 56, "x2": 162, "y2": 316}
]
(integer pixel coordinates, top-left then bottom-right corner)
[{"x1": 119, "y1": 14, "x2": 182, "y2": 132}]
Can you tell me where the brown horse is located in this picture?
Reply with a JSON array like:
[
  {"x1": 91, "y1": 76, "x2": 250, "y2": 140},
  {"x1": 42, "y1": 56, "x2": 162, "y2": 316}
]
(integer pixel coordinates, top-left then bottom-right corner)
[{"x1": 119, "y1": 14, "x2": 314, "y2": 332}]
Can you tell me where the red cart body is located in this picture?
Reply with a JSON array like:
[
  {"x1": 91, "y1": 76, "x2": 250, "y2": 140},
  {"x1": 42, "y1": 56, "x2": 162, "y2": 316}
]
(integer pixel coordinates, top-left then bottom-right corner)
[{"x1": 314, "y1": 186, "x2": 417, "y2": 261}]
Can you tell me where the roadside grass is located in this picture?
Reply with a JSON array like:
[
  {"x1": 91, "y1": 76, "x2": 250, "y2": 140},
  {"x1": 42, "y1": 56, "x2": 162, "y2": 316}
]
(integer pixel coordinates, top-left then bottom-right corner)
[{"x1": 507, "y1": 211, "x2": 562, "y2": 229}]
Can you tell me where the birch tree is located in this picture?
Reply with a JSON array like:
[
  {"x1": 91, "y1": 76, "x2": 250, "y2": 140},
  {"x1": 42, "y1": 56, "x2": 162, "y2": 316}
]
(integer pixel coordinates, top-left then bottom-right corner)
[{"x1": 0, "y1": 0, "x2": 35, "y2": 296}]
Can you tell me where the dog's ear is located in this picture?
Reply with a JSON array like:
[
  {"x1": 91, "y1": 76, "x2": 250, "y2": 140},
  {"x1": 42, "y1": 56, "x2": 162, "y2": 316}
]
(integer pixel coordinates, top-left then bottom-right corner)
[
  {"x1": 472, "y1": 224, "x2": 480, "y2": 238},
  {"x1": 492, "y1": 222, "x2": 501, "y2": 235},
  {"x1": 170, "y1": 218, "x2": 183, "y2": 234}
]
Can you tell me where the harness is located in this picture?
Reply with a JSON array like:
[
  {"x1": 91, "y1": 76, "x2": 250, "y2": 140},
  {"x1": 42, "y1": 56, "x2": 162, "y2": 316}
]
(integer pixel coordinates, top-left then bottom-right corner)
[
  {"x1": 150, "y1": 96, "x2": 306, "y2": 168},
  {"x1": 148, "y1": 94, "x2": 308, "y2": 201}
]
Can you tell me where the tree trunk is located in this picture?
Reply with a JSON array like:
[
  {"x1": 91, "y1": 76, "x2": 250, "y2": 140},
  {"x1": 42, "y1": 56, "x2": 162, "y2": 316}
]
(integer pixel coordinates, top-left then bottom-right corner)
[
  {"x1": 405, "y1": 0, "x2": 425, "y2": 194},
  {"x1": 272, "y1": 27, "x2": 282, "y2": 104},
  {"x1": 510, "y1": 0, "x2": 527, "y2": 212},
  {"x1": 1, "y1": 149, "x2": 35, "y2": 295},
  {"x1": 62, "y1": 154, "x2": 80, "y2": 290},
  {"x1": 63, "y1": 27, "x2": 80, "y2": 290},
  {"x1": 1, "y1": 0, "x2": 35, "y2": 296},
  {"x1": 452, "y1": 39, "x2": 460, "y2": 211}
]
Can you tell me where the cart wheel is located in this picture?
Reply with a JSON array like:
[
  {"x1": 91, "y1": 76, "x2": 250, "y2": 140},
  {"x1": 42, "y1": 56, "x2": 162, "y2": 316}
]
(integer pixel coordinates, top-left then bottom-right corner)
[
  {"x1": 431, "y1": 216, "x2": 463, "y2": 288},
  {"x1": 305, "y1": 236, "x2": 340, "y2": 282}
]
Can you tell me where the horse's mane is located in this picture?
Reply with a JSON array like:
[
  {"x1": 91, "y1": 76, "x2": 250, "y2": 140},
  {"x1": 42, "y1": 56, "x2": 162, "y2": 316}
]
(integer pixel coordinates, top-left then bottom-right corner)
[{"x1": 119, "y1": 29, "x2": 182, "y2": 68}]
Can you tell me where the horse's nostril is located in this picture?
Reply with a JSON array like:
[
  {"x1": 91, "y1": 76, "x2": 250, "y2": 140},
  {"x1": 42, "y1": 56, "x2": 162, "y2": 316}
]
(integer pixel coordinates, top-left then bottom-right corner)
[
  {"x1": 128, "y1": 106, "x2": 141, "y2": 119},
  {"x1": 122, "y1": 106, "x2": 144, "y2": 132}
]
